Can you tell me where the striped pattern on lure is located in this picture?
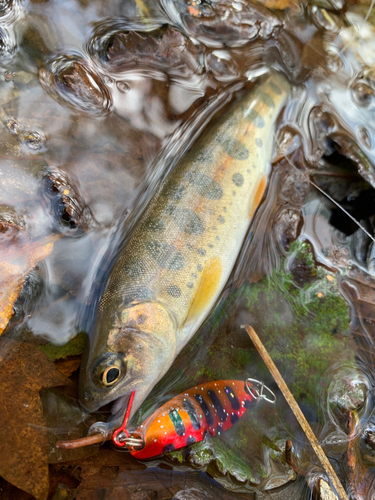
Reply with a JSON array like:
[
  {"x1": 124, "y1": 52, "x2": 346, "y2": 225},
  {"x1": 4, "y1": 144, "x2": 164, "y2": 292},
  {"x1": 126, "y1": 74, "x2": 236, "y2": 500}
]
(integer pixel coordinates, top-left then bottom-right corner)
[
  {"x1": 115, "y1": 380, "x2": 256, "y2": 459},
  {"x1": 79, "y1": 71, "x2": 290, "y2": 428}
]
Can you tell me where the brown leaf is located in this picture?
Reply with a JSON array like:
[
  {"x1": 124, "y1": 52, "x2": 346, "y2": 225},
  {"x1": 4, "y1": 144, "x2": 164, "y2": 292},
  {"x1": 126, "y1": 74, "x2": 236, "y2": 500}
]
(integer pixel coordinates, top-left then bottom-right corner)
[
  {"x1": 0, "y1": 233, "x2": 59, "y2": 335},
  {"x1": 256, "y1": 0, "x2": 301, "y2": 12},
  {"x1": 0, "y1": 341, "x2": 71, "y2": 500}
]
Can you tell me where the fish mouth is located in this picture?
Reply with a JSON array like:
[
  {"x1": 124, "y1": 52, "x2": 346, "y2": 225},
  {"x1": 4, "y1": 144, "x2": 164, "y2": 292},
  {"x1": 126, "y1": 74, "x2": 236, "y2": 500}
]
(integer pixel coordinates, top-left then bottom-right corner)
[{"x1": 111, "y1": 392, "x2": 132, "y2": 416}]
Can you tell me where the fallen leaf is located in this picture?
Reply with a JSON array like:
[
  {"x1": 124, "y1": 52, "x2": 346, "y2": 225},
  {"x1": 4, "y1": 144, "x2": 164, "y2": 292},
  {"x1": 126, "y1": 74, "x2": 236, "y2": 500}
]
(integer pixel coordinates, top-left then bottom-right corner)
[
  {"x1": 0, "y1": 233, "x2": 60, "y2": 335},
  {"x1": 0, "y1": 340, "x2": 71, "y2": 500},
  {"x1": 256, "y1": 0, "x2": 301, "y2": 13}
]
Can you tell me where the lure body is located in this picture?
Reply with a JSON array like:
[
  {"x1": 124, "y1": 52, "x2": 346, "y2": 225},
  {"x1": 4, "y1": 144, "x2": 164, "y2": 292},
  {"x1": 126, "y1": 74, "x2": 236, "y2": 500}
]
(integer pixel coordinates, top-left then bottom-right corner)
[
  {"x1": 79, "y1": 72, "x2": 290, "y2": 422},
  {"x1": 126, "y1": 380, "x2": 255, "y2": 459}
]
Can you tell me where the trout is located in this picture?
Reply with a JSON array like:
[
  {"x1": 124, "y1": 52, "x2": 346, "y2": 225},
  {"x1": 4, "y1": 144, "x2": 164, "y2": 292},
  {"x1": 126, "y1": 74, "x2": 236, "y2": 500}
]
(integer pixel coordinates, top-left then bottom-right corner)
[{"x1": 79, "y1": 71, "x2": 290, "y2": 427}]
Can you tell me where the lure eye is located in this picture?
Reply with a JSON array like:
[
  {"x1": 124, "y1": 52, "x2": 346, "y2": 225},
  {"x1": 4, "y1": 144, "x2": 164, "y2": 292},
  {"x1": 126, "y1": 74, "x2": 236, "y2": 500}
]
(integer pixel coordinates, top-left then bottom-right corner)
[
  {"x1": 101, "y1": 366, "x2": 121, "y2": 387},
  {"x1": 352, "y1": 81, "x2": 374, "y2": 107}
]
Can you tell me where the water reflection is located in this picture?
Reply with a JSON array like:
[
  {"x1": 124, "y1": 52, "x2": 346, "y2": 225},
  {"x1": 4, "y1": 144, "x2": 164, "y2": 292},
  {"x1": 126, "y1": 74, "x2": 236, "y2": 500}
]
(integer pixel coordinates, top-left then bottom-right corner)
[{"x1": 1, "y1": 0, "x2": 375, "y2": 497}]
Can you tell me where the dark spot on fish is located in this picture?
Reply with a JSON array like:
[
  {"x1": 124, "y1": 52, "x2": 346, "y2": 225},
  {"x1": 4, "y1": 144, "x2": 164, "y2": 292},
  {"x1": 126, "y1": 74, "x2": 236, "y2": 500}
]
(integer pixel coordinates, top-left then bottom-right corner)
[
  {"x1": 167, "y1": 284, "x2": 182, "y2": 298},
  {"x1": 230, "y1": 413, "x2": 239, "y2": 425},
  {"x1": 145, "y1": 216, "x2": 164, "y2": 233},
  {"x1": 136, "y1": 314, "x2": 147, "y2": 324},
  {"x1": 246, "y1": 108, "x2": 265, "y2": 128},
  {"x1": 207, "y1": 390, "x2": 227, "y2": 422},
  {"x1": 258, "y1": 91, "x2": 275, "y2": 108},
  {"x1": 256, "y1": 138, "x2": 263, "y2": 148},
  {"x1": 212, "y1": 226, "x2": 217, "y2": 231},
  {"x1": 122, "y1": 286, "x2": 154, "y2": 308},
  {"x1": 197, "y1": 264, "x2": 203, "y2": 272},
  {"x1": 123, "y1": 259, "x2": 147, "y2": 279},
  {"x1": 223, "y1": 207, "x2": 227, "y2": 212},
  {"x1": 187, "y1": 282, "x2": 193, "y2": 288},
  {"x1": 186, "y1": 436, "x2": 196, "y2": 446},
  {"x1": 164, "y1": 181, "x2": 185, "y2": 200},
  {"x1": 169, "y1": 408, "x2": 185, "y2": 436},
  {"x1": 220, "y1": 137, "x2": 249, "y2": 160},
  {"x1": 269, "y1": 81, "x2": 282, "y2": 95},
  {"x1": 208, "y1": 243, "x2": 213, "y2": 248},
  {"x1": 167, "y1": 206, "x2": 205, "y2": 235},
  {"x1": 197, "y1": 248, "x2": 206, "y2": 256},
  {"x1": 183, "y1": 400, "x2": 201, "y2": 430},
  {"x1": 186, "y1": 171, "x2": 223, "y2": 200},
  {"x1": 232, "y1": 173, "x2": 244, "y2": 187},
  {"x1": 217, "y1": 215, "x2": 225, "y2": 224},
  {"x1": 146, "y1": 241, "x2": 184, "y2": 270},
  {"x1": 163, "y1": 444, "x2": 175, "y2": 453},
  {"x1": 224, "y1": 386, "x2": 240, "y2": 410},
  {"x1": 192, "y1": 273, "x2": 197, "y2": 279},
  {"x1": 194, "y1": 394, "x2": 213, "y2": 426},
  {"x1": 196, "y1": 149, "x2": 214, "y2": 164}
]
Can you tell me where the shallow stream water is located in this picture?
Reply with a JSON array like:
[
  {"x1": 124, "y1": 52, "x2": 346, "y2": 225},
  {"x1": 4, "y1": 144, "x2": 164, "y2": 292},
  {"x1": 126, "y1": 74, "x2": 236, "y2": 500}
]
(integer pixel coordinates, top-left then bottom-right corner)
[{"x1": 1, "y1": 0, "x2": 375, "y2": 498}]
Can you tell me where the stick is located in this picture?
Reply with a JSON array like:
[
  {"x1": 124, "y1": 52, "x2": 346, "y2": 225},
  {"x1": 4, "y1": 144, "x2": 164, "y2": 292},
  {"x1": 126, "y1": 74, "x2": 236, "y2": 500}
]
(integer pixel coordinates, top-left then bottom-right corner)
[
  {"x1": 244, "y1": 325, "x2": 347, "y2": 500},
  {"x1": 56, "y1": 433, "x2": 110, "y2": 449}
]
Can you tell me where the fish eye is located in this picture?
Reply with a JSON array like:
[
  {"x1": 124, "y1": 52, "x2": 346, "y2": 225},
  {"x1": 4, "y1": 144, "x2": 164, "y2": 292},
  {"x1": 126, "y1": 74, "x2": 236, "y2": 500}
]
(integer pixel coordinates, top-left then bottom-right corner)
[
  {"x1": 352, "y1": 80, "x2": 374, "y2": 107},
  {"x1": 101, "y1": 366, "x2": 121, "y2": 386},
  {"x1": 92, "y1": 353, "x2": 125, "y2": 388}
]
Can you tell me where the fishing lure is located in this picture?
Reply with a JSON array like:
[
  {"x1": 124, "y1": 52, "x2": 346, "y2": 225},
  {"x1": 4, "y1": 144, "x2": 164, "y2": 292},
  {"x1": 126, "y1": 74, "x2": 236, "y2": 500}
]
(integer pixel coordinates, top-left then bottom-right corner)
[{"x1": 112, "y1": 378, "x2": 276, "y2": 459}]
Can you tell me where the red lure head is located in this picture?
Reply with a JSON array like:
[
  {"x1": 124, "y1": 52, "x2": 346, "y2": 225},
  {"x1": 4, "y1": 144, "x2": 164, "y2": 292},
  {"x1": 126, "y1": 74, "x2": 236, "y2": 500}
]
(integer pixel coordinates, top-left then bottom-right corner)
[{"x1": 114, "y1": 380, "x2": 256, "y2": 460}]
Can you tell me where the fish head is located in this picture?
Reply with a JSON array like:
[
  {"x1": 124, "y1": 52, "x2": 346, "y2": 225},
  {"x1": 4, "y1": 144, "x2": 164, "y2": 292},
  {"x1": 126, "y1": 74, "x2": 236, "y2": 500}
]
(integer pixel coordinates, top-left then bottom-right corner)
[{"x1": 79, "y1": 301, "x2": 177, "y2": 418}]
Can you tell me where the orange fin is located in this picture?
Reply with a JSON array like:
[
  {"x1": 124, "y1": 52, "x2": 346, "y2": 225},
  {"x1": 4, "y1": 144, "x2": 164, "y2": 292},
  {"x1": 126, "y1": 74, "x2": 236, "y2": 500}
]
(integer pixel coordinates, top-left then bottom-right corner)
[{"x1": 184, "y1": 257, "x2": 223, "y2": 325}]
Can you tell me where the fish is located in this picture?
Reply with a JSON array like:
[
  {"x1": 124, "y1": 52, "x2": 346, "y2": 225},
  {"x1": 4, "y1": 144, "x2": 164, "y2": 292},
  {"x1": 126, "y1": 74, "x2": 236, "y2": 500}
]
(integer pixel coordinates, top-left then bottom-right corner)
[
  {"x1": 79, "y1": 70, "x2": 290, "y2": 428},
  {"x1": 113, "y1": 379, "x2": 257, "y2": 459}
]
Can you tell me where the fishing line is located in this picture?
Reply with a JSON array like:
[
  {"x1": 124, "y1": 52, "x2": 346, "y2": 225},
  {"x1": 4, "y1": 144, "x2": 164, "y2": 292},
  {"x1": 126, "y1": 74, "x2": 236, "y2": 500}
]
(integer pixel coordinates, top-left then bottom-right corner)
[
  {"x1": 275, "y1": 133, "x2": 375, "y2": 244},
  {"x1": 364, "y1": 0, "x2": 375, "y2": 22},
  {"x1": 309, "y1": 179, "x2": 375, "y2": 244}
]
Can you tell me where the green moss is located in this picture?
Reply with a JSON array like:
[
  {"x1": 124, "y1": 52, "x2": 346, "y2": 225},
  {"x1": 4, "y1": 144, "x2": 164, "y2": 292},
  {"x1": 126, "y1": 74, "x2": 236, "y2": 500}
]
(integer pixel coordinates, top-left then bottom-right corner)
[{"x1": 38, "y1": 332, "x2": 87, "y2": 360}]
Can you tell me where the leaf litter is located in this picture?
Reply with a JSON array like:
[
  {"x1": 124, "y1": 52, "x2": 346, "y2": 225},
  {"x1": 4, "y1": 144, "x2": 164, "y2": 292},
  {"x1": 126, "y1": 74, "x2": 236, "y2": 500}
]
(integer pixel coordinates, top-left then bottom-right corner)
[{"x1": 0, "y1": 341, "x2": 71, "y2": 500}]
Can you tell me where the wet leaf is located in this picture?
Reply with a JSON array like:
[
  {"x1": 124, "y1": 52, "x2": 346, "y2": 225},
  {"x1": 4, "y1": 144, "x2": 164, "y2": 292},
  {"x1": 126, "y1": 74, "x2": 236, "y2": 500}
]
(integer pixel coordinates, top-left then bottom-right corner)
[
  {"x1": 0, "y1": 233, "x2": 60, "y2": 335},
  {"x1": 0, "y1": 341, "x2": 71, "y2": 500},
  {"x1": 256, "y1": 0, "x2": 301, "y2": 13}
]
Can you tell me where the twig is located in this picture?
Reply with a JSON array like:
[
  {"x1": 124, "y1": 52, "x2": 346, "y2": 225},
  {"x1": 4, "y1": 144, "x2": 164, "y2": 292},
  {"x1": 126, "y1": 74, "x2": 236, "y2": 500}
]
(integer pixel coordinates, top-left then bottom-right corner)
[
  {"x1": 285, "y1": 439, "x2": 303, "y2": 475},
  {"x1": 56, "y1": 433, "x2": 111, "y2": 449},
  {"x1": 244, "y1": 325, "x2": 348, "y2": 500}
]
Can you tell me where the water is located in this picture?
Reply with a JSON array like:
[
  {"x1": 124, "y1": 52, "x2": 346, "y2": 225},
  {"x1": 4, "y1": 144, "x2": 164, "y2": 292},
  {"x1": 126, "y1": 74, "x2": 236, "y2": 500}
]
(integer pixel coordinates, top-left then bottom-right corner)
[{"x1": 1, "y1": 0, "x2": 375, "y2": 498}]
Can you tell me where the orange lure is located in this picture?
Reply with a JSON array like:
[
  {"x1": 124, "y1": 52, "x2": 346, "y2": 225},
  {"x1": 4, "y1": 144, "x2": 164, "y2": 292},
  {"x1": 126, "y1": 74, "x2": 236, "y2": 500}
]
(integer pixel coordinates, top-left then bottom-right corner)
[{"x1": 113, "y1": 379, "x2": 262, "y2": 459}]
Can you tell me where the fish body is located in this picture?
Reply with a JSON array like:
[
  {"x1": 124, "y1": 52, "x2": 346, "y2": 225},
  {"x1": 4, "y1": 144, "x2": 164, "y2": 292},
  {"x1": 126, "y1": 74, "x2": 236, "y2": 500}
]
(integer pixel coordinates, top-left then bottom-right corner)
[
  {"x1": 123, "y1": 380, "x2": 255, "y2": 459},
  {"x1": 79, "y1": 71, "x2": 290, "y2": 421}
]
